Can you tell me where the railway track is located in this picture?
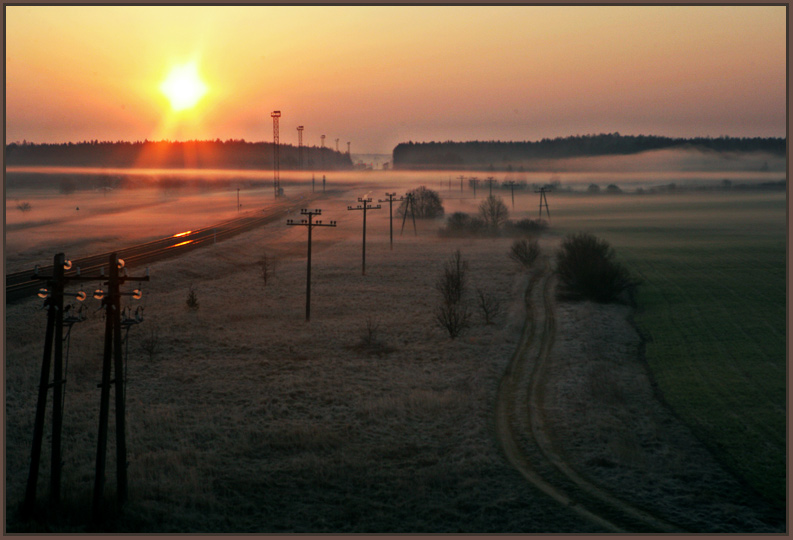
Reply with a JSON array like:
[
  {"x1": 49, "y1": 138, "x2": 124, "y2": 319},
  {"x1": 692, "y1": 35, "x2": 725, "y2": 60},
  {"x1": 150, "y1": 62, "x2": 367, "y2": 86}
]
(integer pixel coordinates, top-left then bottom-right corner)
[
  {"x1": 6, "y1": 194, "x2": 315, "y2": 303},
  {"x1": 495, "y1": 262, "x2": 687, "y2": 533}
]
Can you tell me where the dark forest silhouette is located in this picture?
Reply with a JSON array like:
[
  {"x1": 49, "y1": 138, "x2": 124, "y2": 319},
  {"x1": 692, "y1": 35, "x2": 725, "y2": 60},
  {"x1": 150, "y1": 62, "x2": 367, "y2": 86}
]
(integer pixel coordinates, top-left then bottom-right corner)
[
  {"x1": 5, "y1": 139, "x2": 353, "y2": 170},
  {"x1": 392, "y1": 133, "x2": 786, "y2": 170}
]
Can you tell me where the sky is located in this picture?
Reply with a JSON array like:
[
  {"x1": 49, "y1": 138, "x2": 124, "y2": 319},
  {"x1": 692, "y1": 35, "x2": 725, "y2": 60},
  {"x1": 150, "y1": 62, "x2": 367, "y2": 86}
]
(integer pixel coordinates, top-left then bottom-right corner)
[{"x1": 4, "y1": 5, "x2": 788, "y2": 154}]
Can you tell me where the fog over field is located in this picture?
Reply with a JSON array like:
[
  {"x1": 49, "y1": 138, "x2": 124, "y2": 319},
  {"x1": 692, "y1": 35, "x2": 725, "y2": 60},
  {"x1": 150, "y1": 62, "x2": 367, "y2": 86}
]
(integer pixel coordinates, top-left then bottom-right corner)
[{"x1": 4, "y1": 158, "x2": 786, "y2": 533}]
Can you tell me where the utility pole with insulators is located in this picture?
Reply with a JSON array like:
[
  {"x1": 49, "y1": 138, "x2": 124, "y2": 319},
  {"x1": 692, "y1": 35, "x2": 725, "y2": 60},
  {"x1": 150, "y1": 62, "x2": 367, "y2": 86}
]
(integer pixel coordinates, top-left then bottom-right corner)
[
  {"x1": 297, "y1": 125, "x2": 304, "y2": 170},
  {"x1": 400, "y1": 192, "x2": 418, "y2": 236},
  {"x1": 504, "y1": 180, "x2": 516, "y2": 208},
  {"x1": 536, "y1": 186, "x2": 551, "y2": 219},
  {"x1": 24, "y1": 253, "x2": 91, "y2": 516},
  {"x1": 486, "y1": 176, "x2": 496, "y2": 197},
  {"x1": 92, "y1": 253, "x2": 148, "y2": 522},
  {"x1": 348, "y1": 197, "x2": 381, "y2": 275},
  {"x1": 271, "y1": 110, "x2": 281, "y2": 198},
  {"x1": 470, "y1": 177, "x2": 480, "y2": 198},
  {"x1": 287, "y1": 209, "x2": 336, "y2": 322},
  {"x1": 378, "y1": 192, "x2": 403, "y2": 250},
  {"x1": 320, "y1": 134, "x2": 325, "y2": 171},
  {"x1": 458, "y1": 175, "x2": 465, "y2": 194}
]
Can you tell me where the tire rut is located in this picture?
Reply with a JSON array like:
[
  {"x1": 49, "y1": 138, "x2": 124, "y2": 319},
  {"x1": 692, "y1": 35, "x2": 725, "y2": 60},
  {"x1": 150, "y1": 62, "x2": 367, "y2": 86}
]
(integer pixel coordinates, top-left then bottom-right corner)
[{"x1": 495, "y1": 261, "x2": 687, "y2": 533}]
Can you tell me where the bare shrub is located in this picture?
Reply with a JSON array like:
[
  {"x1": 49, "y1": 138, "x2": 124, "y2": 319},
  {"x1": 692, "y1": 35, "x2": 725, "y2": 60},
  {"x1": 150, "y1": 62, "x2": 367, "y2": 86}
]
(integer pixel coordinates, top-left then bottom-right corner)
[
  {"x1": 478, "y1": 195, "x2": 509, "y2": 231},
  {"x1": 509, "y1": 238, "x2": 541, "y2": 270},
  {"x1": 259, "y1": 252, "x2": 278, "y2": 288},
  {"x1": 185, "y1": 286, "x2": 199, "y2": 310},
  {"x1": 435, "y1": 302, "x2": 471, "y2": 339},
  {"x1": 397, "y1": 186, "x2": 444, "y2": 219},
  {"x1": 555, "y1": 232, "x2": 635, "y2": 303},
  {"x1": 435, "y1": 250, "x2": 471, "y2": 339},
  {"x1": 435, "y1": 249, "x2": 467, "y2": 306},
  {"x1": 138, "y1": 326, "x2": 161, "y2": 361},
  {"x1": 16, "y1": 201, "x2": 31, "y2": 212},
  {"x1": 361, "y1": 316, "x2": 380, "y2": 347},
  {"x1": 475, "y1": 288, "x2": 501, "y2": 325},
  {"x1": 352, "y1": 316, "x2": 395, "y2": 356}
]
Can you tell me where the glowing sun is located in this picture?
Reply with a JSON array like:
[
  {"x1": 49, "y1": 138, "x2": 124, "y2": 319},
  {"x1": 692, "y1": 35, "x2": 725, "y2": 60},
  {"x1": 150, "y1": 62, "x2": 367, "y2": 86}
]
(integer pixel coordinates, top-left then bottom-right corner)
[{"x1": 160, "y1": 62, "x2": 208, "y2": 111}]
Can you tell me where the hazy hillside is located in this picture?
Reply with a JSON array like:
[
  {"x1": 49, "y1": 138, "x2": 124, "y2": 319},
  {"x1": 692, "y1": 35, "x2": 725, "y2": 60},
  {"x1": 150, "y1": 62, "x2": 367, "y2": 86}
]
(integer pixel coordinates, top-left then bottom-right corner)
[
  {"x1": 392, "y1": 134, "x2": 786, "y2": 171},
  {"x1": 5, "y1": 139, "x2": 353, "y2": 170}
]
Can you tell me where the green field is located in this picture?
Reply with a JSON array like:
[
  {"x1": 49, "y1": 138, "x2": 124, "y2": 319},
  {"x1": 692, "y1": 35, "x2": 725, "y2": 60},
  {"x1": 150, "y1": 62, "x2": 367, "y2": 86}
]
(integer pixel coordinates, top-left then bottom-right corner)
[{"x1": 549, "y1": 190, "x2": 787, "y2": 507}]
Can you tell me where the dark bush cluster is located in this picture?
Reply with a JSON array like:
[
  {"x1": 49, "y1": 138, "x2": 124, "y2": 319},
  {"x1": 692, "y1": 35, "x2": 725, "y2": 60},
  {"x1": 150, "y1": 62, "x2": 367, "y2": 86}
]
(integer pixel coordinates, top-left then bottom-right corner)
[
  {"x1": 555, "y1": 232, "x2": 635, "y2": 303},
  {"x1": 440, "y1": 212, "x2": 547, "y2": 238}
]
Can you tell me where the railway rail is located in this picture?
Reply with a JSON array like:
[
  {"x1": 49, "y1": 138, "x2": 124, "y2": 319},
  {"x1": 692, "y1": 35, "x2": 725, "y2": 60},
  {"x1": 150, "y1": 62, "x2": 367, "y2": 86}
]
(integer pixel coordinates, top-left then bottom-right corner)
[{"x1": 6, "y1": 194, "x2": 314, "y2": 303}]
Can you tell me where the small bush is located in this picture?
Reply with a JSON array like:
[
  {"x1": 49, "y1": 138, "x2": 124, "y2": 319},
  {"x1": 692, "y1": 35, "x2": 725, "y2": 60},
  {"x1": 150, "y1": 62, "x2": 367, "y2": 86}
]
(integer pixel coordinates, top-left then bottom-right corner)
[
  {"x1": 435, "y1": 302, "x2": 471, "y2": 339},
  {"x1": 259, "y1": 252, "x2": 278, "y2": 288},
  {"x1": 555, "y1": 232, "x2": 634, "y2": 303},
  {"x1": 138, "y1": 326, "x2": 161, "y2": 361},
  {"x1": 16, "y1": 201, "x2": 31, "y2": 212},
  {"x1": 476, "y1": 288, "x2": 502, "y2": 325},
  {"x1": 398, "y1": 186, "x2": 444, "y2": 219},
  {"x1": 435, "y1": 250, "x2": 471, "y2": 339},
  {"x1": 435, "y1": 249, "x2": 467, "y2": 306},
  {"x1": 186, "y1": 286, "x2": 200, "y2": 310},
  {"x1": 509, "y1": 238, "x2": 541, "y2": 270}
]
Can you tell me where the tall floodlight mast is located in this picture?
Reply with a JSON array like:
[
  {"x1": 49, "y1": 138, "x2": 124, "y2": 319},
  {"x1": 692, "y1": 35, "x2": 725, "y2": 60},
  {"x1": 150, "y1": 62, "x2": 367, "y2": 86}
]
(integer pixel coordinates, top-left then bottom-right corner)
[
  {"x1": 320, "y1": 135, "x2": 326, "y2": 170},
  {"x1": 297, "y1": 125, "x2": 304, "y2": 170},
  {"x1": 271, "y1": 111, "x2": 281, "y2": 197}
]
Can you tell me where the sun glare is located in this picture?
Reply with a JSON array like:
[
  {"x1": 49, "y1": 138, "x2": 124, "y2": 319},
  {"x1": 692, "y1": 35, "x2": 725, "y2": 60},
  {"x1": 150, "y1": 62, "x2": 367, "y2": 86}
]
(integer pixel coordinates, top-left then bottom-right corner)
[{"x1": 160, "y1": 62, "x2": 208, "y2": 112}]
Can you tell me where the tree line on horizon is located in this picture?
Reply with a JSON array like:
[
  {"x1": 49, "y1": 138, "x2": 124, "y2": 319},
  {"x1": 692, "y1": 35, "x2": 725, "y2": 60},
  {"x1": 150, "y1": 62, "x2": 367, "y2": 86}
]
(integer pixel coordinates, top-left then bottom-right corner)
[
  {"x1": 392, "y1": 133, "x2": 786, "y2": 171},
  {"x1": 4, "y1": 139, "x2": 353, "y2": 170}
]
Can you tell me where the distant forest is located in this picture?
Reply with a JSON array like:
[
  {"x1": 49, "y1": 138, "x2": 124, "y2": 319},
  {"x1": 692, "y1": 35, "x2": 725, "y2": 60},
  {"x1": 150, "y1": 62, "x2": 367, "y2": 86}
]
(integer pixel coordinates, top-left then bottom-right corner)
[
  {"x1": 392, "y1": 133, "x2": 787, "y2": 170},
  {"x1": 4, "y1": 139, "x2": 353, "y2": 170}
]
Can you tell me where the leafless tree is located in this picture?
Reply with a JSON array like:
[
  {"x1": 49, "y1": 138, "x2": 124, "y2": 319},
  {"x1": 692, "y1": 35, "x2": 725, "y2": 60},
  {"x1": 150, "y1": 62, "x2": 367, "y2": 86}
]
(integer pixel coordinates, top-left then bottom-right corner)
[
  {"x1": 509, "y1": 238, "x2": 541, "y2": 270},
  {"x1": 476, "y1": 288, "x2": 502, "y2": 325},
  {"x1": 478, "y1": 195, "x2": 509, "y2": 231},
  {"x1": 259, "y1": 252, "x2": 278, "y2": 288}
]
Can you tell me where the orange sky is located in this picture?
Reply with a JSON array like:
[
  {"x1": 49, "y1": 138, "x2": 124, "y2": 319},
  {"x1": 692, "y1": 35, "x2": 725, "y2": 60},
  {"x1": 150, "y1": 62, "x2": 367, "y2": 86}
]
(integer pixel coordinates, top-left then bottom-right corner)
[{"x1": 4, "y1": 5, "x2": 788, "y2": 154}]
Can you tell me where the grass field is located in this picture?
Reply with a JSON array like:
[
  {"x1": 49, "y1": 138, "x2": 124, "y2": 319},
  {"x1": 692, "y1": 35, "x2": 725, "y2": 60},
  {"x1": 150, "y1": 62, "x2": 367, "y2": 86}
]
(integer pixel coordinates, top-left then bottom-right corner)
[
  {"x1": 4, "y1": 172, "x2": 786, "y2": 532},
  {"x1": 547, "y1": 190, "x2": 787, "y2": 507}
]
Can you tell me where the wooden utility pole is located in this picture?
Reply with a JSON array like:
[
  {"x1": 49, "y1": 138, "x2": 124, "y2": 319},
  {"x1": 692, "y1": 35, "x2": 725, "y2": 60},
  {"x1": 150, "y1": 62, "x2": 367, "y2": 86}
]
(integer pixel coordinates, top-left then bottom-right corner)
[
  {"x1": 486, "y1": 176, "x2": 496, "y2": 197},
  {"x1": 536, "y1": 187, "x2": 551, "y2": 219},
  {"x1": 287, "y1": 209, "x2": 336, "y2": 321},
  {"x1": 348, "y1": 197, "x2": 381, "y2": 275},
  {"x1": 93, "y1": 253, "x2": 148, "y2": 522},
  {"x1": 400, "y1": 192, "x2": 418, "y2": 236},
  {"x1": 504, "y1": 181, "x2": 516, "y2": 208},
  {"x1": 24, "y1": 254, "x2": 93, "y2": 517},
  {"x1": 458, "y1": 175, "x2": 465, "y2": 194},
  {"x1": 470, "y1": 177, "x2": 480, "y2": 198},
  {"x1": 378, "y1": 192, "x2": 403, "y2": 250}
]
